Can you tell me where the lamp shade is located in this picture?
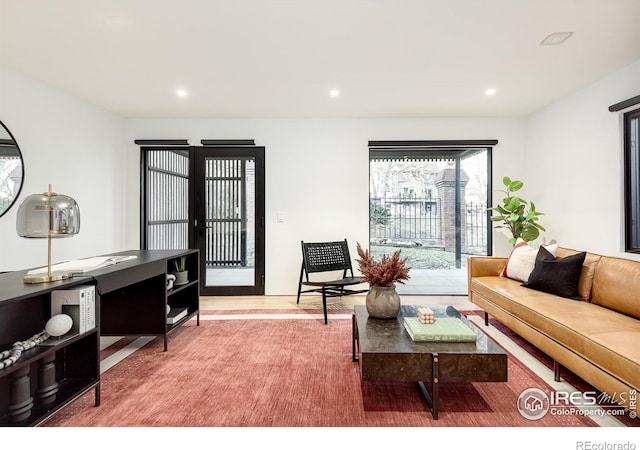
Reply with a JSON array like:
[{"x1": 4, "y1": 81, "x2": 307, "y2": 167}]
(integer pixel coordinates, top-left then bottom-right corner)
[
  {"x1": 16, "y1": 188, "x2": 80, "y2": 238},
  {"x1": 16, "y1": 184, "x2": 80, "y2": 283}
]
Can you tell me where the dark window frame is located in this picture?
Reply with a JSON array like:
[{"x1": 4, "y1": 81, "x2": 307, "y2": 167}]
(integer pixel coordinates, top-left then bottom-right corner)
[
  {"x1": 368, "y1": 139, "x2": 496, "y2": 263},
  {"x1": 624, "y1": 108, "x2": 640, "y2": 253},
  {"x1": 139, "y1": 146, "x2": 193, "y2": 250}
]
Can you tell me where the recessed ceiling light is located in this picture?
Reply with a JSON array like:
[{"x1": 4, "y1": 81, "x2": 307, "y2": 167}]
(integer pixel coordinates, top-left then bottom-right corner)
[
  {"x1": 485, "y1": 88, "x2": 497, "y2": 96},
  {"x1": 176, "y1": 89, "x2": 188, "y2": 98},
  {"x1": 329, "y1": 89, "x2": 340, "y2": 98},
  {"x1": 540, "y1": 32, "x2": 574, "y2": 46}
]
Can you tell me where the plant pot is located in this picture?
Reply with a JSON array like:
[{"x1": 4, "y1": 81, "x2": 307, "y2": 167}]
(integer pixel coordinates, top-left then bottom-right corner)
[
  {"x1": 366, "y1": 285, "x2": 401, "y2": 319},
  {"x1": 174, "y1": 271, "x2": 189, "y2": 286}
]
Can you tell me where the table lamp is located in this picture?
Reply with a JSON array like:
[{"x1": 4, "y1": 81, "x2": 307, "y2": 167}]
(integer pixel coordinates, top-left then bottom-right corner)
[{"x1": 16, "y1": 184, "x2": 80, "y2": 283}]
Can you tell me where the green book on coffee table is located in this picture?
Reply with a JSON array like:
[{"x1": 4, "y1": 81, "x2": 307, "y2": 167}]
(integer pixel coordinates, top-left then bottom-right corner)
[{"x1": 403, "y1": 317, "x2": 477, "y2": 342}]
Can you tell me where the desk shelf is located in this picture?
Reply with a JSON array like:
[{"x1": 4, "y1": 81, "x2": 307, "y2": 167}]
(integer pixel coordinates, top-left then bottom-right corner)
[
  {"x1": 99, "y1": 249, "x2": 200, "y2": 352},
  {"x1": 0, "y1": 277, "x2": 100, "y2": 427},
  {"x1": 0, "y1": 248, "x2": 199, "y2": 426},
  {"x1": 167, "y1": 279, "x2": 198, "y2": 296}
]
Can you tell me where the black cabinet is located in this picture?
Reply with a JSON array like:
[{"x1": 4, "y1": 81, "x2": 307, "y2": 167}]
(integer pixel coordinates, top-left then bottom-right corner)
[
  {"x1": 166, "y1": 250, "x2": 200, "y2": 332},
  {"x1": 0, "y1": 248, "x2": 200, "y2": 426},
  {"x1": 0, "y1": 274, "x2": 100, "y2": 427},
  {"x1": 99, "y1": 249, "x2": 200, "y2": 351}
]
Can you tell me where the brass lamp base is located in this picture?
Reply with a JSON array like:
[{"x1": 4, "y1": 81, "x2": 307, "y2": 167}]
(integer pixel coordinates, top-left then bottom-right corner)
[{"x1": 23, "y1": 272, "x2": 72, "y2": 284}]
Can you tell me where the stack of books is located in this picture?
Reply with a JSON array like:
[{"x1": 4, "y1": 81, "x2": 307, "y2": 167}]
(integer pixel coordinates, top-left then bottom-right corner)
[
  {"x1": 403, "y1": 316, "x2": 477, "y2": 342},
  {"x1": 167, "y1": 307, "x2": 188, "y2": 325},
  {"x1": 51, "y1": 285, "x2": 96, "y2": 334},
  {"x1": 40, "y1": 285, "x2": 96, "y2": 345}
]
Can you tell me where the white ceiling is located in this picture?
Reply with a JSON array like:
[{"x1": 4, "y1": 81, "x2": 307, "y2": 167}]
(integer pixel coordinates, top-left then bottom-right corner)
[{"x1": 1, "y1": 0, "x2": 640, "y2": 119}]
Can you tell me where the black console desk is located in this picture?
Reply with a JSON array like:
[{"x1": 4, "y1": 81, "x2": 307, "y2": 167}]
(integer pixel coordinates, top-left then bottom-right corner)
[
  {"x1": 0, "y1": 249, "x2": 199, "y2": 426},
  {"x1": 90, "y1": 249, "x2": 200, "y2": 351}
]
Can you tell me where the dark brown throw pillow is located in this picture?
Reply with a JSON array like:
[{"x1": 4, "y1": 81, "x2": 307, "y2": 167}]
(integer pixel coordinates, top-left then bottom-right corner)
[{"x1": 522, "y1": 247, "x2": 587, "y2": 300}]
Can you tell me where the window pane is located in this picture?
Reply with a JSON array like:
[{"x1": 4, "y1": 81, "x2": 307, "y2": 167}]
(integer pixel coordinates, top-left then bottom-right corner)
[
  {"x1": 369, "y1": 148, "x2": 490, "y2": 295},
  {"x1": 145, "y1": 150, "x2": 190, "y2": 250},
  {"x1": 203, "y1": 157, "x2": 256, "y2": 287},
  {"x1": 629, "y1": 113, "x2": 640, "y2": 251}
]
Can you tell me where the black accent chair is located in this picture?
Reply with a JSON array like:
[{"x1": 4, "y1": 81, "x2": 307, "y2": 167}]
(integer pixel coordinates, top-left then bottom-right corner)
[{"x1": 296, "y1": 239, "x2": 368, "y2": 324}]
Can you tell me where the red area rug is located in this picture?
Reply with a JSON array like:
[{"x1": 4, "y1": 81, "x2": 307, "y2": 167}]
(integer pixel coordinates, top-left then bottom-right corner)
[
  {"x1": 44, "y1": 315, "x2": 598, "y2": 427},
  {"x1": 200, "y1": 308, "x2": 355, "y2": 316}
]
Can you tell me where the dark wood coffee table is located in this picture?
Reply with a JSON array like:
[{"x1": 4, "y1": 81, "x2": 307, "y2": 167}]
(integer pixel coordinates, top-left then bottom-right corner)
[{"x1": 352, "y1": 304, "x2": 508, "y2": 419}]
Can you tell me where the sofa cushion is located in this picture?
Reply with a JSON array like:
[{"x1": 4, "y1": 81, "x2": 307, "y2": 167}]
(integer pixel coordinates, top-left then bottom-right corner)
[
  {"x1": 501, "y1": 240, "x2": 558, "y2": 283},
  {"x1": 520, "y1": 296, "x2": 640, "y2": 390},
  {"x1": 471, "y1": 276, "x2": 558, "y2": 315},
  {"x1": 523, "y1": 247, "x2": 586, "y2": 300},
  {"x1": 556, "y1": 248, "x2": 602, "y2": 301},
  {"x1": 591, "y1": 256, "x2": 640, "y2": 320}
]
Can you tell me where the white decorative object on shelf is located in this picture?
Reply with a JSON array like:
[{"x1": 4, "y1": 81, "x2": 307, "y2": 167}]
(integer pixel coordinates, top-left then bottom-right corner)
[
  {"x1": 45, "y1": 314, "x2": 73, "y2": 337},
  {"x1": 166, "y1": 273, "x2": 176, "y2": 290},
  {"x1": 51, "y1": 285, "x2": 96, "y2": 334},
  {"x1": 0, "y1": 330, "x2": 50, "y2": 370}
]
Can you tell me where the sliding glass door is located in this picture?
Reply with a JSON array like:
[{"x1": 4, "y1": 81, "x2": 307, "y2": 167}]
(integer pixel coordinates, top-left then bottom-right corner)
[{"x1": 368, "y1": 141, "x2": 493, "y2": 295}]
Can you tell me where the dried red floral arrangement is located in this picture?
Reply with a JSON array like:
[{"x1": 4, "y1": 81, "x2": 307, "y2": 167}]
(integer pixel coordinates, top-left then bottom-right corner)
[{"x1": 356, "y1": 242, "x2": 411, "y2": 287}]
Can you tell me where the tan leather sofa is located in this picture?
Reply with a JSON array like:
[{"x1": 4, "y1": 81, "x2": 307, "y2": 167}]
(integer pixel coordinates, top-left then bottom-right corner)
[{"x1": 468, "y1": 247, "x2": 639, "y2": 414}]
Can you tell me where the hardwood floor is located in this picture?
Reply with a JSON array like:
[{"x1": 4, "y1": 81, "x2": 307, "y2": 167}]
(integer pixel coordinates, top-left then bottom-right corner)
[{"x1": 199, "y1": 294, "x2": 479, "y2": 311}]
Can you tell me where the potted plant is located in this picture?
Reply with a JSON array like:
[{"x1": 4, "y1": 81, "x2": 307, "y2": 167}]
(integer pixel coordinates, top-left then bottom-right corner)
[
  {"x1": 356, "y1": 242, "x2": 411, "y2": 319},
  {"x1": 172, "y1": 256, "x2": 189, "y2": 286},
  {"x1": 489, "y1": 176, "x2": 546, "y2": 245}
]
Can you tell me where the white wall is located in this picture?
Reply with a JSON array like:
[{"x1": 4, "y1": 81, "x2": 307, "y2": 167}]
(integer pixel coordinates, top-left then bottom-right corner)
[
  {"x1": 126, "y1": 118, "x2": 526, "y2": 294},
  {"x1": 0, "y1": 68, "x2": 127, "y2": 271},
  {"x1": 0, "y1": 66, "x2": 529, "y2": 293},
  {"x1": 525, "y1": 59, "x2": 640, "y2": 261},
  {"x1": 8, "y1": 55, "x2": 637, "y2": 292}
]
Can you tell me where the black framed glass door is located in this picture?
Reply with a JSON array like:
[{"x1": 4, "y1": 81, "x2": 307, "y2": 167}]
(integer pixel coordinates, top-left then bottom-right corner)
[{"x1": 194, "y1": 146, "x2": 265, "y2": 295}]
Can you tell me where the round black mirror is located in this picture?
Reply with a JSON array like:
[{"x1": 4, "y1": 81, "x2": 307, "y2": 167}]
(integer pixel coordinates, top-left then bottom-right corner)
[{"x1": 0, "y1": 120, "x2": 25, "y2": 218}]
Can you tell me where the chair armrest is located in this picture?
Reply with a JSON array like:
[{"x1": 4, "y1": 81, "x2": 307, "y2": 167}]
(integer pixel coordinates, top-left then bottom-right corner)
[{"x1": 467, "y1": 256, "x2": 508, "y2": 295}]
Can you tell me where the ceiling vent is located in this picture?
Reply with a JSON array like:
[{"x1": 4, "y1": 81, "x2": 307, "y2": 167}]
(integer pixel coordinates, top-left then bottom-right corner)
[{"x1": 540, "y1": 32, "x2": 574, "y2": 46}]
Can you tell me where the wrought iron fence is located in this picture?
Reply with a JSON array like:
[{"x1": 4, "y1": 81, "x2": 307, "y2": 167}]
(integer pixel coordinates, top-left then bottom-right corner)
[
  {"x1": 465, "y1": 202, "x2": 488, "y2": 254},
  {"x1": 370, "y1": 196, "x2": 441, "y2": 243},
  {"x1": 370, "y1": 197, "x2": 487, "y2": 253}
]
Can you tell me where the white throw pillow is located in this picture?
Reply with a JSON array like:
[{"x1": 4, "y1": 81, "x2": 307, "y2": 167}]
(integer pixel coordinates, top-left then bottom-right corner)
[{"x1": 501, "y1": 239, "x2": 558, "y2": 283}]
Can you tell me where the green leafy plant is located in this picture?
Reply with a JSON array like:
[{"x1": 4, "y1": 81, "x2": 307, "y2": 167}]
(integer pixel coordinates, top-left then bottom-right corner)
[
  {"x1": 489, "y1": 176, "x2": 545, "y2": 245},
  {"x1": 173, "y1": 256, "x2": 187, "y2": 272}
]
